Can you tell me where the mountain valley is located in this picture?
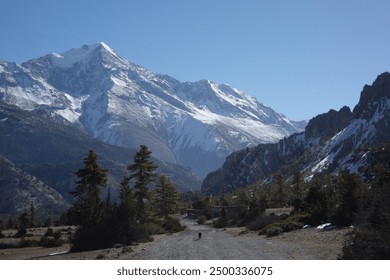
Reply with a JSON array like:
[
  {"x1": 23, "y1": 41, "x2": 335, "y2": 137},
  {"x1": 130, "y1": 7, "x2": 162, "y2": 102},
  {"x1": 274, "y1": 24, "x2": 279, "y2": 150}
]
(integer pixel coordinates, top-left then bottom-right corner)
[{"x1": 0, "y1": 43, "x2": 305, "y2": 215}]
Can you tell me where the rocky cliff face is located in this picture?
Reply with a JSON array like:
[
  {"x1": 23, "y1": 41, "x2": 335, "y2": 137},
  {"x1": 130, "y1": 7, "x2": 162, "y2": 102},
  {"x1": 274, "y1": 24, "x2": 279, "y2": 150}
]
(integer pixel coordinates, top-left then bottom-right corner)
[
  {"x1": 202, "y1": 72, "x2": 390, "y2": 195},
  {"x1": 304, "y1": 106, "x2": 352, "y2": 141}
]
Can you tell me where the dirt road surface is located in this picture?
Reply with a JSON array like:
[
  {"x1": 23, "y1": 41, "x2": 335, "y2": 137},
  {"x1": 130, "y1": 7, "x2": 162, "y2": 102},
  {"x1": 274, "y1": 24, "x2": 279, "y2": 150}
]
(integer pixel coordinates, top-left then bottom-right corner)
[
  {"x1": 130, "y1": 218, "x2": 290, "y2": 259},
  {"x1": 1, "y1": 217, "x2": 348, "y2": 260},
  {"x1": 127, "y1": 218, "x2": 346, "y2": 260}
]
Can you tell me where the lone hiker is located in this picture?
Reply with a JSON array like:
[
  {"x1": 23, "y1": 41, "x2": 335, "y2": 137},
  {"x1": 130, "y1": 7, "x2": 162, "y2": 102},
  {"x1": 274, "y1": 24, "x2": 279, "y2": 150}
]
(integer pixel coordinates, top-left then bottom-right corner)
[{"x1": 198, "y1": 232, "x2": 202, "y2": 239}]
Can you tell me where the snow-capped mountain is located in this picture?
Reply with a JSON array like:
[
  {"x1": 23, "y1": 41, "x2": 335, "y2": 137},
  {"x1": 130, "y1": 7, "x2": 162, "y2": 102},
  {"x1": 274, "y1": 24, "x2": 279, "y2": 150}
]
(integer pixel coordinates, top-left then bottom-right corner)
[
  {"x1": 0, "y1": 100, "x2": 201, "y2": 217},
  {"x1": 0, "y1": 42, "x2": 304, "y2": 177},
  {"x1": 202, "y1": 72, "x2": 390, "y2": 195}
]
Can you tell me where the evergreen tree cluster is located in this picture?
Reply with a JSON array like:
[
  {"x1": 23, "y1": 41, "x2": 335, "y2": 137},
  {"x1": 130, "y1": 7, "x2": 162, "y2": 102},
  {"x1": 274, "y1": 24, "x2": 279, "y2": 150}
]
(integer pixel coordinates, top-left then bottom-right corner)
[
  {"x1": 201, "y1": 145, "x2": 390, "y2": 259},
  {"x1": 68, "y1": 145, "x2": 181, "y2": 252},
  {"x1": 342, "y1": 145, "x2": 390, "y2": 259}
]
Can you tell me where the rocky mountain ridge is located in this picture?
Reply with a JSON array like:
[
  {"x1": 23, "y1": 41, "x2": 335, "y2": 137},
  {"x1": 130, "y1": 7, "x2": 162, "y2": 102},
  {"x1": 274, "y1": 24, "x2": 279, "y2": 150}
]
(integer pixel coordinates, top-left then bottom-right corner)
[{"x1": 202, "y1": 72, "x2": 390, "y2": 195}]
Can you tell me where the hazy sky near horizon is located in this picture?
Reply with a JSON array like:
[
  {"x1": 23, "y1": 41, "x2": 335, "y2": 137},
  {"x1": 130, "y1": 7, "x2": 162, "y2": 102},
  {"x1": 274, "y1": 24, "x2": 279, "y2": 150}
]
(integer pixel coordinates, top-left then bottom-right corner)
[{"x1": 1, "y1": 0, "x2": 390, "y2": 120}]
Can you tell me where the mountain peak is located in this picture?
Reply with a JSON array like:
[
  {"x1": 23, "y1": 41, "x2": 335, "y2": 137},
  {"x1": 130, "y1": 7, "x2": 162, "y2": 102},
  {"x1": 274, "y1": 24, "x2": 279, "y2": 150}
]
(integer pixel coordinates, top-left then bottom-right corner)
[
  {"x1": 353, "y1": 71, "x2": 390, "y2": 118},
  {"x1": 304, "y1": 106, "x2": 352, "y2": 140},
  {"x1": 49, "y1": 42, "x2": 118, "y2": 68},
  {"x1": 98, "y1": 41, "x2": 112, "y2": 50},
  {"x1": 3, "y1": 43, "x2": 305, "y2": 178},
  {"x1": 94, "y1": 42, "x2": 118, "y2": 57}
]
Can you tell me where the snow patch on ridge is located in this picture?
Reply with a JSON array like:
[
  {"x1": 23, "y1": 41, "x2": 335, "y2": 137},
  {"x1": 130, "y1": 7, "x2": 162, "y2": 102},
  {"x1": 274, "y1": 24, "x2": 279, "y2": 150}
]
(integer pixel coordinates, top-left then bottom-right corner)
[{"x1": 51, "y1": 42, "x2": 114, "y2": 68}]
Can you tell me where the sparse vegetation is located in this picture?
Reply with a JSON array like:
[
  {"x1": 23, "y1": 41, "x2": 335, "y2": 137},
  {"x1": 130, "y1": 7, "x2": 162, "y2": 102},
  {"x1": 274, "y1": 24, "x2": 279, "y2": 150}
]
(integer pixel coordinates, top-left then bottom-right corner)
[
  {"x1": 162, "y1": 216, "x2": 186, "y2": 233},
  {"x1": 196, "y1": 215, "x2": 207, "y2": 225},
  {"x1": 38, "y1": 235, "x2": 64, "y2": 248},
  {"x1": 260, "y1": 225, "x2": 283, "y2": 237}
]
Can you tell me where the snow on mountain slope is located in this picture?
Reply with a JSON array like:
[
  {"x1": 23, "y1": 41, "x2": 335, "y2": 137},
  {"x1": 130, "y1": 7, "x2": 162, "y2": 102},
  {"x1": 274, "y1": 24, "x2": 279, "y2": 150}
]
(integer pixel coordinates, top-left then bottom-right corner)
[
  {"x1": 309, "y1": 89, "x2": 390, "y2": 176},
  {"x1": 1, "y1": 43, "x2": 305, "y2": 177},
  {"x1": 202, "y1": 72, "x2": 390, "y2": 194}
]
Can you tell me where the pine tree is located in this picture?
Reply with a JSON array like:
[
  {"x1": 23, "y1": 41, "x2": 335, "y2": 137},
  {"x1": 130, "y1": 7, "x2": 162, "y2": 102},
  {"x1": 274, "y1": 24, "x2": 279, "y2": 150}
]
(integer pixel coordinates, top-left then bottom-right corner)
[
  {"x1": 343, "y1": 145, "x2": 390, "y2": 259},
  {"x1": 235, "y1": 189, "x2": 250, "y2": 207},
  {"x1": 154, "y1": 175, "x2": 179, "y2": 218},
  {"x1": 30, "y1": 201, "x2": 36, "y2": 227},
  {"x1": 6, "y1": 218, "x2": 16, "y2": 230},
  {"x1": 331, "y1": 170, "x2": 367, "y2": 226},
  {"x1": 114, "y1": 177, "x2": 138, "y2": 244},
  {"x1": 127, "y1": 145, "x2": 157, "y2": 223},
  {"x1": 304, "y1": 175, "x2": 329, "y2": 224},
  {"x1": 272, "y1": 173, "x2": 288, "y2": 207},
  {"x1": 17, "y1": 212, "x2": 30, "y2": 237},
  {"x1": 70, "y1": 150, "x2": 109, "y2": 251},
  {"x1": 70, "y1": 150, "x2": 108, "y2": 227},
  {"x1": 291, "y1": 171, "x2": 305, "y2": 212},
  {"x1": 118, "y1": 178, "x2": 132, "y2": 212}
]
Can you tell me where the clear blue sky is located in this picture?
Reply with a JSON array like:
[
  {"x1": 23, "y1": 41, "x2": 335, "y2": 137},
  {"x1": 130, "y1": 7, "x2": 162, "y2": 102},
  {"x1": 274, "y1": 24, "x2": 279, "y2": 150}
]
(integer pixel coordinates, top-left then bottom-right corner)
[{"x1": 1, "y1": 0, "x2": 390, "y2": 121}]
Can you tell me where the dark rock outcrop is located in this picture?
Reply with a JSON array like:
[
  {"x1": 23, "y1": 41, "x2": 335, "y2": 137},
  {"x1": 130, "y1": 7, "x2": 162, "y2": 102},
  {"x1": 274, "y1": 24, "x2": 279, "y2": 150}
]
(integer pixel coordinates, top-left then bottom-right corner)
[{"x1": 305, "y1": 106, "x2": 352, "y2": 141}]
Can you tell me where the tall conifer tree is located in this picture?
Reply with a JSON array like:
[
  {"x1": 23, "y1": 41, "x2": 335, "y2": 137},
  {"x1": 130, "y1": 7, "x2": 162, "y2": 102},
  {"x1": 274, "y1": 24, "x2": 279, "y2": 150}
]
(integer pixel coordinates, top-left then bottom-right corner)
[
  {"x1": 71, "y1": 150, "x2": 108, "y2": 227},
  {"x1": 154, "y1": 175, "x2": 179, "y2": 218},
  {"x1": 70, "y1": 150, "x2": 109, "y2": 251},
  {"x1": 127, "y1": 145, "x2": 157, "y2": 223}
]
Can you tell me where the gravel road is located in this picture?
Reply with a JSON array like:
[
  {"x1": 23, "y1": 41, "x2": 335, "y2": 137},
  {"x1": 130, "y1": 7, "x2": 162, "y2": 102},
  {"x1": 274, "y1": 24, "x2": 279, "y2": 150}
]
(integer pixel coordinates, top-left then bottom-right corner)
[{"x1": 129, "y1": 218, "x2": 328, "y2": 260}]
